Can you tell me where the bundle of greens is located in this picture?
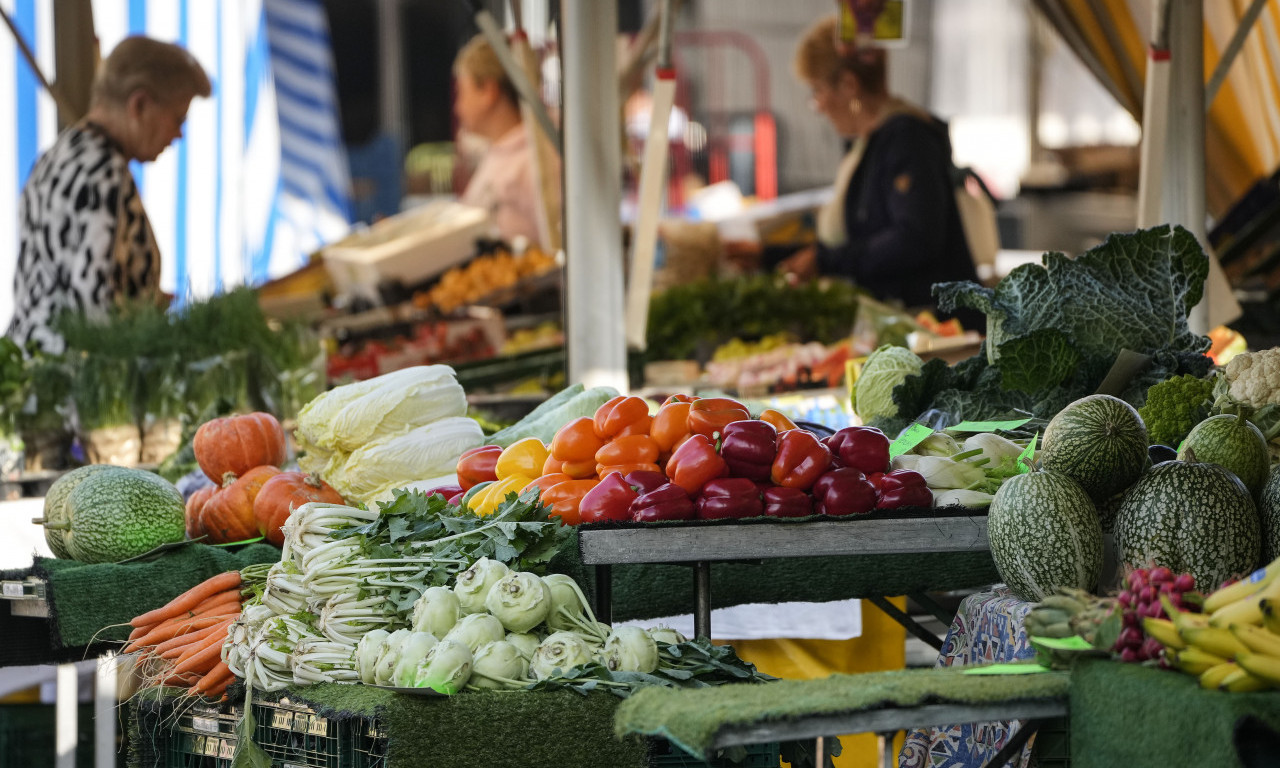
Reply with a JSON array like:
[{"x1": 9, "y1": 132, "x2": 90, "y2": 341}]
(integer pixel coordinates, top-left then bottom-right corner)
[{"x1": 871, "y1": 226, "x2": 1215, "y2": 435}]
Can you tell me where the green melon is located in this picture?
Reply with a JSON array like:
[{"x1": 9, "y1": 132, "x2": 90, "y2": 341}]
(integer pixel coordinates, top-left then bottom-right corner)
[
  {"x1": 1115, "y1": 459, "x2": 1260, "y2": 589},
  {"x1": 34, "y1": 464, "x2": 117, "y2": 559},
  {"x1": 1260, "y1": 465, "x2": 1280, "y2": 564},
  {"x1": 1039, "y1": 394, "x2": 1149, "y2": 503},
  {"x1": 1178, "y1": 414, "x2": 1270, "y2": 499},
  {"x1": 987, "y1": 469, "x2": 1103, "y2": 601},
  {"x1": 61, "y1": 467, "x2": 186, "y2": 563}
]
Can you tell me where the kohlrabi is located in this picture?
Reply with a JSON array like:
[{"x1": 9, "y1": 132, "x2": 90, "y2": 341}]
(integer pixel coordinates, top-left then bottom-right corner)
[
  {"x1": 505, "y1": 631, "x2": 540, "y2": 661},
  {"x1": 484, "y1": 571, "x2": 552, "y2": 633},
  {"x1": 412, "y1": 586, "x2": 462, "y2": 637},
  {"x1": 414, "y1": 638, "x2": 474, "y2": 694},
  {"x1": 373, "y1": 628, "x2": 413, "y2": 686},
  {"x1": 541, "y1": 573, "x2": 608, "y2": 643},
  {"x1": 469, "y1": 640, "x2": 530, "y2": 690},
  {"x1": 356, "y1": 629, "x2": 390, "y2": 685},
  {"x1": 443, "y1": 612, "x2": 506, "y2": 652},
  {"x1": 602, "y1": 626, "x2": 658, "y2": 673},
  {"x1": 531, "y1": 631, "x2": 597, "y2": 680},
  {"x1": 453, "y1": 557, "x2": 510, "y2": 614},
  {"x1": 392, "y1": 631, "x2": 440, "y2": 687}
]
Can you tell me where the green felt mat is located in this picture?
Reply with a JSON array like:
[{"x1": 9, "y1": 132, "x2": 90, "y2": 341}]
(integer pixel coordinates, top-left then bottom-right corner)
[
  {"x1": 1070, "y1": 659, "x2": 1280, "y2": 768},
  {"x1": 615, "y1": 666, "x2": 1070, "y2": 759},
  {"x1": 30, "y1": 542, "x2": 281, "y2": 648}
]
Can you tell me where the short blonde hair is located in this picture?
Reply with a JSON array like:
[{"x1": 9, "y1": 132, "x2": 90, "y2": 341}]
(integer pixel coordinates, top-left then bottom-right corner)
[
  {"x1": 454, "y1": 34, "x2": 518, "y2": 107},
  {"x1": 91, "y1": 36, "x2": 211, "y2": 109},
  {"x1": 794, "y1": 15, "x2": 887, "y2": 96}
]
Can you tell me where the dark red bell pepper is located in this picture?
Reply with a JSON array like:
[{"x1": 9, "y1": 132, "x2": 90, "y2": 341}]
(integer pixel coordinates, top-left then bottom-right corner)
[
  {"x1": 719, "y1": 420, "x2": 778, "y2": 482},
  {"x1": 666, "y1": 433, "x2": 729, "y2": 495},
  {"x1": 761, "y1": 486, "x2": 813, "y2": 518},
  {"x1": 456, "y1": 445, "x2": 502, "y2": 491},
  {"x1": 624, "y1": 470, "x2": 669, "y2": 496},
  {"x1": 770, "y1": 429, "x2": 832, "y2": 490},
  {"x1": 630, "y1": 483, "x2": 697, "y2": 522},
  {"x1": 823, "y1": 426, "x2": 890, "y2": 475},
  {"x1": 874, "y1": 469, "x2": 933, "y2": 509},
  {"x1": 696, "y1": 477, "x2": 764, "y2": 520},
  {"x1": 812, "y1": 467, "x2": 877, "y2": 516},
  {"x1": 578, "y1": 472, "x2": 641, "y2": 524}
]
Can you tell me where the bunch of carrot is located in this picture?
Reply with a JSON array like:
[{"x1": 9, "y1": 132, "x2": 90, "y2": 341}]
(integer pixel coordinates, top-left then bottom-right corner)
[{"x1": 123, "y1": 570, "x2": 244, "y2": 700}]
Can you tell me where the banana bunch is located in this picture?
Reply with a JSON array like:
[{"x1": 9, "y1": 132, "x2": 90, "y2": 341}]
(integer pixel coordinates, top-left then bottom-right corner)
[
  {"x1": 1150, "y1": 556, "x2": 1280, "y2": 692},
  {"x1": 1025, "y1": 588, "x2": 1119, "y2": 669}
]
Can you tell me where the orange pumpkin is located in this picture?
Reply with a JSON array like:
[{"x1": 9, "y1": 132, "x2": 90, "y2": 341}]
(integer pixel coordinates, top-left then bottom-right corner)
[
  {"x1": 253, "y1": 471, "x2": 344, "y2": 547},
  {"x1": 185, "y1": 485, "x2": 215, "y2": 540},
  {"x1": 198, "y1": 466, "x2": 282, "y2": 544},
  {"x1": 193, "y1": 412, "x2": 288, "y2": 483}
]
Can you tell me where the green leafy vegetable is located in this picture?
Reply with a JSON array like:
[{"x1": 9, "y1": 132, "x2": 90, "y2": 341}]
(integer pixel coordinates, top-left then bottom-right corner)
[{"x1": 853, "y1": 345, "x2": 925, "y2": 423}]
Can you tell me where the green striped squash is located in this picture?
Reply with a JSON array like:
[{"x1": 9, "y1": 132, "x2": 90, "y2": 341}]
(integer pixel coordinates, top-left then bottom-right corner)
[
  {"x1": 62, "y1": 467, "x2": 186, "y2": 563},
  {"x1": 1260, "y1": 465, "x2": 1280, "y2": 564},
  {"x1": 988, "y1": 469, "x2": 1103, "y2": 601},
  {"x1": 34, "y1": 464, "x2": 116, "y2": 559},
  {"x1": 1039, "y1": 394, "x2": 1149, "y2": 503},
  {"x1": 1178, "y1": 414, "x2": 1270, "y2": 500},
  {"x1": 1115, "y1": 460, "x2": 1261, "y2": 589}
]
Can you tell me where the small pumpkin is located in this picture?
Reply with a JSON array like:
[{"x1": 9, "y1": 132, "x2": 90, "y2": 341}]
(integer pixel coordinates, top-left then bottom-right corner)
[
  {"x1": 193, "y1": 412, "x2": 288, "y2": 484},
  {"x1": 185, "y1": 485, "x2": 215, "y2": 540},
  {"x1": 253, "y1": 471, "x2": 345, "y2": 547},
  {"x1": 199, "y1": 466, "x2": 282, "y2": 544}
]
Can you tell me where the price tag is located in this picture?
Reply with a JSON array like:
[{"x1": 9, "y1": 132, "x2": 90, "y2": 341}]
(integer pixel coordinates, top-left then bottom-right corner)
[
  {"x1": 962, "y1": 663, "x2": 1050, "y2": 675},
  {"x1": 191, "y1": 716, "x2": 219, "y2": 734},
  {"x1": 219, "y1": 739, "x2": 237, "y2": 759},
  {"x1": 1030, "y1": 635, "x2": 1094, "y2": 651},
  {"x1": 2, "y1": 582, "x2": 24, "y2": 598},
  {"x1": 945, "y1": 418, "x2": 1032, "y2": 433},
  {"x1": 889, "y1": 423, "x2": 935, "y2": 458},
  {"x1": 1016, "y1": 433, "x2": 1039, "y2": 473},
  {"x1": 272, "y1": 710, "x2": 293, "y2": 730},
  {"x1": 308, "y1": 715, "x2": 329, "y2": 737}
]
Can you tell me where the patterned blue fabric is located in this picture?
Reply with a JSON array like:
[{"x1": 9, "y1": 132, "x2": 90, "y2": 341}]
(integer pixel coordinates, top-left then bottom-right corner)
[{"x1": 898, "y1": 586, "x2": 1039, "y2": 768}]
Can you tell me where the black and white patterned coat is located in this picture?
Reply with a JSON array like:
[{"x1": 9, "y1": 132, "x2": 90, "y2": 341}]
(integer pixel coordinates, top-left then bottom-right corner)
[{"x1": 7, "y1": 121, "x2": 160, "y2": 355}]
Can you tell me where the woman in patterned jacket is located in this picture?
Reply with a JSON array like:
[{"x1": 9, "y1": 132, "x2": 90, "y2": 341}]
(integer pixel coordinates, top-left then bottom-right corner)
[{"x1": 7, "y1": 36, "x2": 210, "y2": 355}]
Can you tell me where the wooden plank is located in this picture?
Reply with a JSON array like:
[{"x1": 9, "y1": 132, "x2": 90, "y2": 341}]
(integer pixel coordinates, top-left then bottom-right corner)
[{"x1": 578, "y1": 516, "x2": 989, "y2": 565}]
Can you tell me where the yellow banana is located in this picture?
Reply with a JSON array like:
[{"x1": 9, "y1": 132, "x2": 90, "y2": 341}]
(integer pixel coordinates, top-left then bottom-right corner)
[
  {"x1": 1200, "y1": 661, "x2": 1240, "y2": 689},
  {"x1": 1203, "y1": 558, "x2": 1280, "y2": 613},
  {"x1": 1172, "y1": 646, "x2": 1230, "y2": 676},
  {"x1": 1220, "y1": 667, "x2": 1270, "y2": 693},
  {"x1": 1236, "y1": 651, "x2": 1280, "y2": 688},
  {"x1": 1230, "y1": 623, "x2": 1280, "y2": 657},
  {"x1": 1160, "y1": 593, "x2": 1210, "y2": 633},
  {"x1": 1142, "y1": 617, "x2": 1186, "y2": 650},
  {"x1": 1209, "y1": 576, "x2": 1280, "y2": 628},
  {"x1": 1261, "y1": 599, "x2": 1280, "y2": 635},
  {"x1": 1182, "y1": 626, "x2": 1250, "y2": 660}
]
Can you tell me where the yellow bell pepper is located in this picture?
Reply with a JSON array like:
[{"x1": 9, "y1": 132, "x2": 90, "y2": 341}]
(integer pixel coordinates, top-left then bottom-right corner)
[
  {"x1": 471, "y1": 474, "x2": 532, "y2": 516},
  {"x1": 495, "y1": 438, "x2": 550, "y2": 481}
]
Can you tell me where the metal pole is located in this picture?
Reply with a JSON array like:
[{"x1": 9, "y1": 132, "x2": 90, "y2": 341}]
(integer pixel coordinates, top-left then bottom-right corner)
[
  {"x1": 56, "y1": 663, "x2": 77, "y2": 768},
  {"x1": 377, "y1": 0, "x2": 406, "y2": 152},
  {"x1": 1206, "y1": 0, "x2": 1268, "y2": 106},
  {"x1": 560, "y1": 0, "x2": 628, "y2": 391},
  {"x1": 1136, "y1": 0, "x2": 1170, "y2": 229}
]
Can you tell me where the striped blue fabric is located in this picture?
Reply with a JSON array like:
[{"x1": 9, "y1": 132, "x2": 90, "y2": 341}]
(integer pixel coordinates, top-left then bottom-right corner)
[{"x1": 0, "y1": 0, "x2": 351, "y2": 326}]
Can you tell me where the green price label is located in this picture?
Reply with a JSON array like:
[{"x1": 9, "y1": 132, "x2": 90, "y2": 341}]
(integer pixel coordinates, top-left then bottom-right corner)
[
  {"x1": 889, "y1": 423, "x2": 935, "y2": 459},
  {"x1": 1029, "y1": 635, "x2": 1094, "y2": 651},
  {"x1": 1016, "y1": 432, "x2": 1038, "y2": 473},
  {"x1": 945, "y1": 418, "x2": 1032, "y2": 433},
  {"x1": 962, "y1": 663, "x2": 1051, "y2": 676}
]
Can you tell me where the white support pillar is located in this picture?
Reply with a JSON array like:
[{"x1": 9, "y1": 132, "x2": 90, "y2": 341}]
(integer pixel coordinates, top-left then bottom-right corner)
[
  {"x1": 560, "y1": 0, "x2": 628, "y2": 391},
  {"x1": 377, "y1": 0, "x2": 405, "y2": 151},
  {"x1": 55, "y1": 663, "x2": 77, "y2": 768},
  {"x1": 95, "y1": 654, "x2": 118, "y2": 768}
]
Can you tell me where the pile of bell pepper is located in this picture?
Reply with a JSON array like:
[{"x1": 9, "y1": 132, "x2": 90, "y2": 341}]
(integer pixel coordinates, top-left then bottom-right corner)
[{"x1": 452, "y1": 394, "x2": 935, "y2": 525}]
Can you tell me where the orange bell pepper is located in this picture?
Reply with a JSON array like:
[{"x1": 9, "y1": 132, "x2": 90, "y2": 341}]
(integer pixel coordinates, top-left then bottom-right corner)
[
  {"x1": 543, "y1": 454, "x2": 565, "y2": 475},
  {"x1": 614, "y1": 414, "x2": 653, "y2": 438},
  {"x1": 540, "y1": 479, "x2": 600, "y2": 526},
  {"x1": 495, "y1": 438, "x2": 550, "y2": 481},
  {"x1": 592, "y1": 396, "x2": 651, "y2": 440},
  {"x1": 550, "y1": 417, "x2": 606, "y2": 478},
  {"x1": 650, "y1": 401, "x2": 693, "y2": 455},
  {"x1": 688, "y1": 397, "x2": 752, "y2": 439},
  {"x1": 523, "y1": 472, "x2": 574, "y2": 497},
  {"x1": 595, "y1": 434, "x2": 660, "y2": 468},
  {"x1": 757, "y1": 409, "x2": 799, "y2": 433},
  {"x1": 662, "y1": 393, "x2": 697, "y2": 405},
  {"x1": 596, "y1": 462, "x2": 663, "y2": 479}
]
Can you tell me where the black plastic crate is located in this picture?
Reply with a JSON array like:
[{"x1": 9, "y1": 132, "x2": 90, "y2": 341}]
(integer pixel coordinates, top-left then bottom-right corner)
[
  {"x1": 250, "y1": 700, "x2": 386, "y2": 768},
  {"x1": 1030, "y1": 715, "x2": 1071, "y2": 768},
  {"x1": 650, "y1": 738, "x2": 781, "y2": 768},
  {"x1": 0, "y1": 703, "x2": 98, "y2": 768}
]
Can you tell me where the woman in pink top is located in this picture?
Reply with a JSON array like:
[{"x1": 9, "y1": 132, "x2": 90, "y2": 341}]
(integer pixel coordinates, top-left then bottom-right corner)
[{"x1": 454, "y1": 35, "x2": 559, "y2": 249}]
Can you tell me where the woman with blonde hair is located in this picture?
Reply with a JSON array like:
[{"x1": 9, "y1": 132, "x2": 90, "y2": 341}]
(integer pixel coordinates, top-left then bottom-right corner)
[{"x1": 7, "y1": 36, "x2": 210, "y2": 354}]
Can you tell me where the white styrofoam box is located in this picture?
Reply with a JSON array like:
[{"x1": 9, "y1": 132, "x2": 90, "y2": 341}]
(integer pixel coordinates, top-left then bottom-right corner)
[{"x1": 321, "y1": 201, "x2": 494, "y2": 299}]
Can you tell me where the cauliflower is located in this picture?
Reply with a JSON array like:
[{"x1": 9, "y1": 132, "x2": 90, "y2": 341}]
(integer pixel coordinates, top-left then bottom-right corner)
[
  {"x1": 1138, "y1": 374, "x2": 1214, "y2": 448},
  {"x1": 1221, "y1": 348, "x2": 1280, "y2": 408}
]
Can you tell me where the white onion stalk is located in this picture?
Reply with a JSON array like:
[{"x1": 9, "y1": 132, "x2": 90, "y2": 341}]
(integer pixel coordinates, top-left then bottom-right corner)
[
  {"x1": 392, "y1": 632, "x2": 440, "y2": 687},
  {"x1": 356, "y1": 629, "x2": 390, "y2": 684},
  {"x1": 319, "y1": 594, "x2": 393, "y2": 645},
  {"x1": 291, "y1": 639, "x2": 358, "y2": 685},
  {"x1": 443, "y1": 613, "x2": 505, "y2": 653},
  {"x1": 541, "y1": 574, "x2": 608, "y2": 643},
  {"x1": 468, "y1": 641, "x2": 530, "y2": 690},
  {"x1": 414, "y1": 639, "x2": 473, "y2": 694},
  {"x1": 484, "y1": 571, "x2": 552, "y2": 633},
  {"x1": 602, "y1": 627, "x2": 658, "y2": 673},
  {"x1": 453, "y1": 558, "x2": 510, "y2": 614},
  {"x1": 412, "y1": 587, "x2": 461, "y2": 637},
  {"x1": 373, "y1": 629, "x2": 413, "y2": 685},
  {"x1": 531, "y1": 631, "x2": 596, "y2": 680},
  {"x1": 504, "y1": 632, "x2": 540, "y2": 661}
]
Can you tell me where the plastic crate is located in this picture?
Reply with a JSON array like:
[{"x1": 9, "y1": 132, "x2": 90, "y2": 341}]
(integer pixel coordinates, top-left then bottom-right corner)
[
  {"x1": 650, "y1": 738, "x2": 781, "y2": 768},
  {"x1": 1030, "y1": 715, "x2": 1071, "y2": 768},
  {"x1": 250, "y1": 700, "x2": 387, "y2": 768},
  {"x1": 0, "y1": 703, "x2": 97, "y2": 768}
]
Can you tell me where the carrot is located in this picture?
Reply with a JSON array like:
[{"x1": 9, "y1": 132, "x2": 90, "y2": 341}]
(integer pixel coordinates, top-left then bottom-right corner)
[
  {"x1": 125, "y1": 614, "x2": 236, "y2": 653},
  {"x1": 203, "y1": 677, "x2": 231, "y2": 700},
  {"x1": 173, "y1": 632, "x2": 227, "y2": 676},
  {"x1": 130, "y1": 571, "x2": 242, "y2": 628},
  {"x1": 127, "y1": 624, "x2": 153, "y2": 643},
  {"x1": 194, "y1": 661, "x2": 233, "y2": 695},
  {"x1": 154, "y1": 618, "x2": 235, "y2": 658},
  {"x1": 187, "y1": 593, "x2": 243, "y2": 619}
]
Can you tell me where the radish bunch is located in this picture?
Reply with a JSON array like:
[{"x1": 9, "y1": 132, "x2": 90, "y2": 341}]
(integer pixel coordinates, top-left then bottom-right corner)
[{"x1": 1114, "y1": 566, "x2": 1198, "y2": 663}]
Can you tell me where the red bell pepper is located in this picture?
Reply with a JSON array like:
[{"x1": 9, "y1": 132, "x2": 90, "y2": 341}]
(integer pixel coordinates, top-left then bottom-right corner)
[
  {"x1": 719, "y1": 420, "x2": 778, "y2": 482},
  {"x1": 579, "y1": 472, "x2": 641, "y2": 524},
  {"x1": 696, "y1": 477, "x2": 764, "y2": 520},
  {"x1": 823, "y1": 426, "x2": 890, "y2": 475},
  {"x1": 666, "y1": 433, "x2": 729, "y2": 495},
  {"x1": 688, "y1": 397, "x2": 752, "y2": 439},
  {"x1": 456, "y1": 446, "x2": 502, "y2": 491},
  {"x1": 630, "y1": 483, "x2": 697, "y2": 522},
  {"x1": 623, "y1": 470, "x2": 668, "y2": 496},
  {"x1": 812, "y1": 467, "x2": 877, "y2": 516},
  {"x1": 770, "y1": 430, "x2": 832, "y2": 490},
  {"x1": 874, "y1": 469, "x2": 933, "y2": 509},
  {"x1": 593, "y1": 395, "x2": 651, "y2": 441},
  {"x1": 762, "y1": 486, "x2": 813, "y2": 518}
]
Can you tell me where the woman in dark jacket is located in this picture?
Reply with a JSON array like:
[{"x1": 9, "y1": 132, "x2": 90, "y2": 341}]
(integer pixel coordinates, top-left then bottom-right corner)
[{"x1": 778, "y1": 16, "x2": 978, "y2": 314}]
